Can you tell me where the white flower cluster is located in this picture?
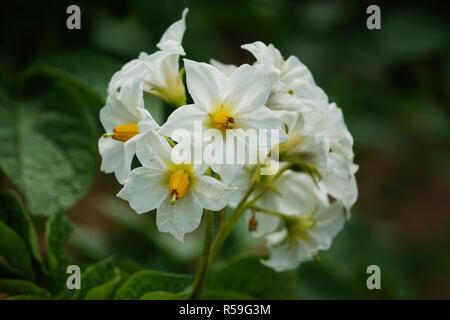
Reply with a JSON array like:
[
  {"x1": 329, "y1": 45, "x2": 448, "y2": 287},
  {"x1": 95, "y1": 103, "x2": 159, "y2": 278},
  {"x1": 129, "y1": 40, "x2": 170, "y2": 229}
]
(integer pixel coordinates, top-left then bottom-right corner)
[{"x1": 98, "y1": 8, "x2": 358, "y2": 271}]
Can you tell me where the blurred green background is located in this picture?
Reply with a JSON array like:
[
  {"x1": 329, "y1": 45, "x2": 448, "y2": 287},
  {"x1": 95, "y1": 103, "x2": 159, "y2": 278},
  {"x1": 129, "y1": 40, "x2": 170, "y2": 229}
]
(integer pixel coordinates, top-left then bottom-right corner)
[{"x1": 1, "y1": 0, "x2": 449, "y2": 299}]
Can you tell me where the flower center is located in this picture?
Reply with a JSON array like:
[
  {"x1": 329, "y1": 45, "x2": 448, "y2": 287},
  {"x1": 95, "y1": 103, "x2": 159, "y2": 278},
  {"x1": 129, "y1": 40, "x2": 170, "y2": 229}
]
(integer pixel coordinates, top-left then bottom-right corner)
[
  {"x1": 213, "y1": 111, "x2": 235, "y2": 131},
  {"x1": 103, "y1": 123, "x2": 139, "y2": 142},
  {"x1": 285, "y1": 213, "x2": 316, "y2": 246},
  {"x1": 169, "y1": 170, "x2": 190, "y2": 205}
]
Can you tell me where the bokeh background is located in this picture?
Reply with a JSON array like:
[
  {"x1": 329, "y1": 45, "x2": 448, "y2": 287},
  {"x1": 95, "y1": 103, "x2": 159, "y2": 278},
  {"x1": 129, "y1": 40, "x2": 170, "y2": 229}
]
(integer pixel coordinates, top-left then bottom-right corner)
[{"x1": 1, "y1": 0, "x2": 449, "y2": 299}]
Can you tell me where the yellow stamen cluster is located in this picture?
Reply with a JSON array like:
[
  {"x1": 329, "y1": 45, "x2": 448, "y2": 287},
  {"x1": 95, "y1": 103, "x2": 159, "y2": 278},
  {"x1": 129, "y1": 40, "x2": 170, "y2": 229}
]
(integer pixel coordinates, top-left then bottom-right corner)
[
  {"x1": 213, "y1": 111, "x2": 235, "y2": 131},
  {"x1": 103, "y1": 123, "x2": 139, "y2": 142},
  {"x1": 169, "y1": 170, "x2": 190, "y2": 205}
]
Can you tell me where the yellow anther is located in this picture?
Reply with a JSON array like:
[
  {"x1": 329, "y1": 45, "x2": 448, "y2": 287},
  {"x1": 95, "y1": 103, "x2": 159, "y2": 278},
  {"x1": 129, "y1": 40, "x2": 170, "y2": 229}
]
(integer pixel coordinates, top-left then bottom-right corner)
[
  {"x1": 288, "y1": 89, "x2": 294, "y2": 95},
  {"x1": 169, "y1": 170, "x2": 189, "y2": 204},
  {"x1": 103, "y1": 123, "x2": 139, "y2": 142},
  {"x1": 213, "y1": 111, "x2": 235, "y2": 131}
]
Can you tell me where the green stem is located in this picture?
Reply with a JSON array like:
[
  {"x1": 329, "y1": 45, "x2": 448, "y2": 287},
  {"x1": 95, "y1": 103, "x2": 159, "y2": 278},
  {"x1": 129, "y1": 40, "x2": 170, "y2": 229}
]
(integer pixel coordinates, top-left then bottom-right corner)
[
  {"x1": 207, "y1": 163, "x2": 293, "y2": 268},
  {"x1": 189, "y1": 210, "x2": 214, "y2": 299},
  {"x1": 219, "y1": 207, "x2": 227, "y2": 227},
  {"x1": 189, "y1": 163, "x2": 294, "y2": 298},
  {"x1": 207, "y1": 182, "x2": 257, "y2": 268},
  {"x1": 249, "y1": 205, "x2": 287, "y2": 219}
]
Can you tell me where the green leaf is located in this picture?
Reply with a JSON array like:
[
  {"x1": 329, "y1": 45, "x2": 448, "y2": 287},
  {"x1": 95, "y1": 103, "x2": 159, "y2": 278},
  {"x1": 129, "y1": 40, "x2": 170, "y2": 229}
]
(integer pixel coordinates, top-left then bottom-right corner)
[
  {"x1": 0, "y1": 279, "x2": 48, "y2": 297},
  {"x1": 0, "y1": 261, "x2": 25, "y2": 279},
  {"x1": 77, "y1": 258, "x2": 121, "y2": 300},
  {"x1": 92, "y1": 14, "x2": 154, "y2": 57},
  {"x1": 115, "y1": 271, "x2": 193, "y2": 300},
  {"x1": 380, "y1": 10, "x2": 448, "y2": 61},
  {"x1": 8, "y1": 295, "x2": 45, "y2": 300},
  {"x1": 0, "y1": 191, "x2": 42, "y2": 264},
  {"x1": 0, "y1": 77, "x2": 98, "y2": 216},
  {"x1": 200, "y1": 289, "x2": 255, "y2": 300},
  {"x1": 206, "y1": 254, "x2": 298, "y2": 299},
  {"x1": 0, "y1": 221, "x2": 34, "y2": 279},
  {"x1": 45, "y1": 213, "x2": 72, "y2": 293},
  {"x1": 30, "y1": 51, "x2": 123, "y2": 106},
  {"x1": 139, "y1": 291, "x2": 189, "y2": 300}
]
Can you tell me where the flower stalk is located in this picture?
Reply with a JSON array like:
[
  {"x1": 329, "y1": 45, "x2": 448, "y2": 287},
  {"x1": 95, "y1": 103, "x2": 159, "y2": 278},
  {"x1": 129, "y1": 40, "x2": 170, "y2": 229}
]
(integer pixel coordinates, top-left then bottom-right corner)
[{"x1": 189, "y1": 210, "x2": 215, "y2": 299}]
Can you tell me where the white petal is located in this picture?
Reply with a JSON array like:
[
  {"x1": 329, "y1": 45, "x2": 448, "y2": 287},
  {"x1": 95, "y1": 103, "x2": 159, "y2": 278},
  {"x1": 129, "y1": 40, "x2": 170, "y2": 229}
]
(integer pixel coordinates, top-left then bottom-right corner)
[
  {"x1": 143, "y1": 50, "x2": 180, "y2": 90},
  {"x1": 241, "y1": 42, "x2": 282, "y2": 92},
  {"x1": 100, "y1": 97, "x2": 139, "y2": 132},
  {"x1": 157, "y1": 8, "x2": 188, "y2": 54},
  {"x1": 241, "y1": 41, "x2": 282, "y2": 69},
  {"x1": 236, "y1": 106, "x2": 282, "y2": 131},
  {"x1": 309, "y1": 201, "x2": 345, "y2": 250},
  {"x1": 122, "y1": 134, "x2": 141, "y2": 180},
  {"x1": 321, "y1": 172, "x2": 358, "y2": 215},
  {"x1": 118, "y1": 76, "x2": 145, "y2": 112},
  {"x1": 280, "y1": 56, "x2": 329, "y2": 112},
  {"x1": 292, "y1": 135, "x2": 330, "y2": 173},
  {"x1": 210, "y1": 59, "x2": 238, "y2": 76},
  {"x1": 98, "y1": 136, "x2": 127, "y2": 183},
  {"x1": 117, "y1": 167, "x2": 167, "y2": 214},
  {"x1": 108, "y1": 58, "x2": 148, "y2": 94},
  {"x1": 138, "y1": 119, "x2": 159, "y2": 132},
  {"x1": 183, "y1": 59, "x2": 226, "y2": 112},
  {"x1": 281, "y1": 56, "x2": 314, "y2": 88},
  {"x1": 247, "y1": 193, "x2": 281, "y2": 238},
  {"x1": 261, "y1": 230, "x2": 308, "y2": 272},
  {"x1": 156, "y1": 191, "x2": 203, "y2": 242},
  {"x1": 191, "y1": 175, "x2": 235, "y2": 211},
  {"x1": 267, "y1": 91, "x2": 311, "y2": 112},
  {"x1": 210, "y1": 163, "x2": 240, "y2": 185},
  {"x1": 224, "y1": 64, "x2": 270, "y2": 114},
  {"x1": 310, "y1": 103, "x2": 350, "y2": 140},
  {"x1": 159, "y1": 104, "x2": 208, "y2": 139},
  {"x1": 228, "y1": 166, "x2": 252, "y2": 207},
  {"x1": 273, "y1": 172, "x2": 325, "y2": 215},
  {"x1": 135, "y1": 130, "x2": 172, "y2": 169}
]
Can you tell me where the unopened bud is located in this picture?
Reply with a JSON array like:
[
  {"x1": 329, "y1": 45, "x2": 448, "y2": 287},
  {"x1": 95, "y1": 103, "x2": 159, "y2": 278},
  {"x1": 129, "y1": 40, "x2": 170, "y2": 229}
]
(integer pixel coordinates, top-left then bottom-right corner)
[{"x1": 248, "y1": 215, "x2": 258, "y2": 232}]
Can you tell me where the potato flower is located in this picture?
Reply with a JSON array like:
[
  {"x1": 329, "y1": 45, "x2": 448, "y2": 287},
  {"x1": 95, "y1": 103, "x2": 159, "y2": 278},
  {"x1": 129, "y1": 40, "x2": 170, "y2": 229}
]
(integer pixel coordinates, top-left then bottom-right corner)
[
  {"x1": 99, "y1": 76, "x2": 158, "y2": 183},
  {"x1": 108, "y1": 8, "x2": 189, "y2": 107},
  {"x1": 117, "y1": 130, "x2": 235, "y2": 241},
  {"x1": 159, "y1": 59, "x2": 288, "y2": 183}
]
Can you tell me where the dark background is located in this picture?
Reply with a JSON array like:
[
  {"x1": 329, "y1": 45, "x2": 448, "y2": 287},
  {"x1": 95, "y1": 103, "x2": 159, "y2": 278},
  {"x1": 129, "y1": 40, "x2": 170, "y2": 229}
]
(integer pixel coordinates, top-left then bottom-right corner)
[{"x1": 1, "y1": 0, "x2": 449, "y2": 299}]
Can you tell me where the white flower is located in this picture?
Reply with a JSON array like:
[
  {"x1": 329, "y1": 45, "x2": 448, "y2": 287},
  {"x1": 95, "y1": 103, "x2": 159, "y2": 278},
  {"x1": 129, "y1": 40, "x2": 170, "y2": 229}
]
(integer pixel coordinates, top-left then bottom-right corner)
[
  {"x1": 230, "y1": 167, "x2": 345, "y2": 271},
  {"x1": 278, "y1": 110, "x2": 330, "y2": 174},
  {"x1": 117, "y1": 130, "x2": 235, "y2": 241},
  {"x1": 258, "y1": 173, "x2": 345, "y2": 272},
  {"x1": 159, "y1": 59, "x2": 288, "y2": 183},
  {"x1": 242, "y1": 41, "x2": 328, "y2": 113},
  {"x1": 306, "y1": 103, "x2": 355, "y2": 177},
  {"x1": 320, "y1": 167, "x2": 358, "y2": 215},
  {"x1": 306, "y1": 103, "x2": 358, "y2": 212},
  {"x1": 228, "y1": 165, "x2": 282, "y2": 237},
  {"x1": 99, "y1": 77, "x2": 158, "y2": 184},
  {"x1": 262, "y1": 200, "x2": 345, "y2": 272},
  {"x1": 277, "y1": 103, "x2": 358, "y2": 213},
  {"x1": 229, "y1": 166, "x2": 321, "y2": 235},
  {"x1": 108, "y1": 8, "x2": 189, "y2": 107}
]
